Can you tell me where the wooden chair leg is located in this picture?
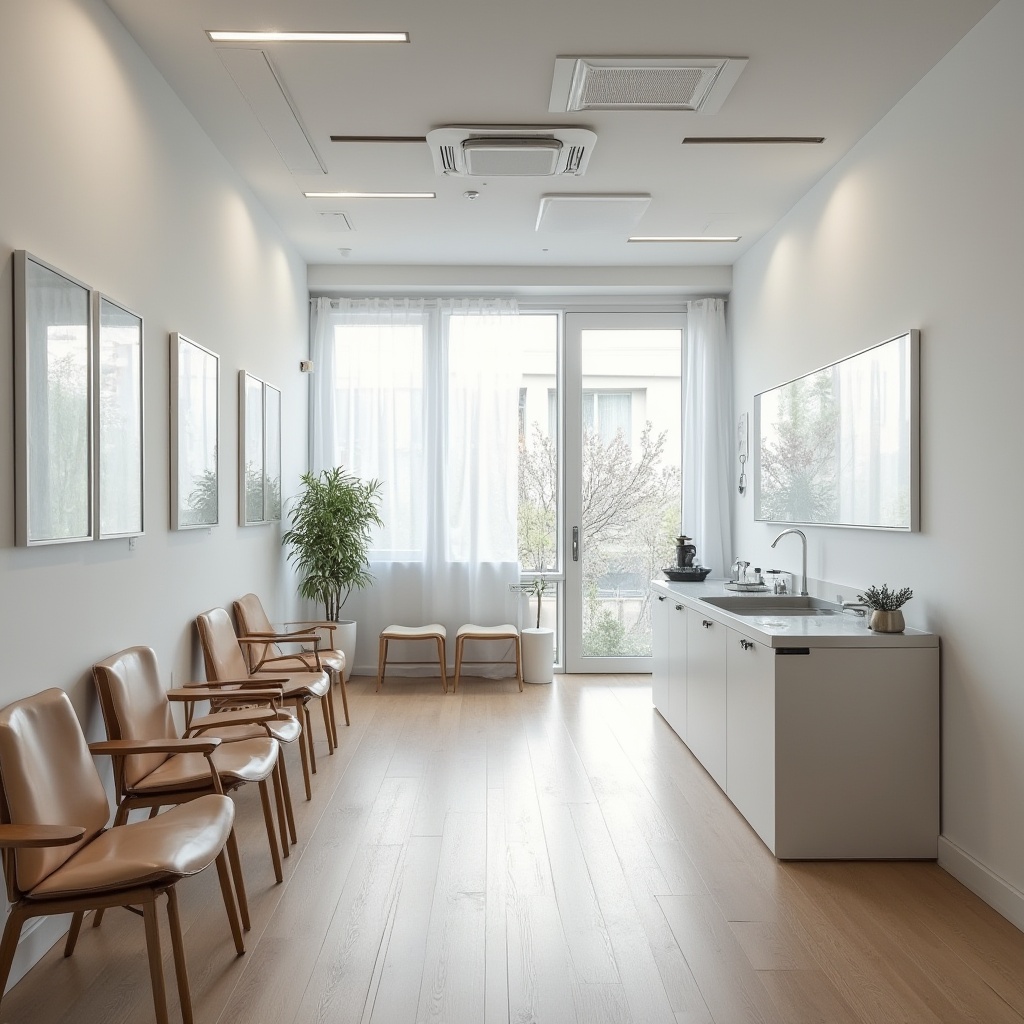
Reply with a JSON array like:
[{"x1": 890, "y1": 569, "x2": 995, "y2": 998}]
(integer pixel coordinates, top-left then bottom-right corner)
[
  {"x1": 437, "y1": 637, "x2": 448, "y2": 693},
  {"x1": 143, "y1": 897, "x2": 170, "y2": 1024},
  {"x1": 0, "y1": 904, "x2": 29, "y2": 1000},
  {"x1": 64, "y1": 911, "x2": 85, "y2": 957},
  {"x1": 214, "y1": 850, "x2": 245, "y2": 955},
  {"x1": 321, "y1": 694, "x2": 336, "y2": 754},
  {"x1": 165, "y1": 887, "x2": 194, "y2": 1024},
  {"x1": 305, "y1": 702, "x2": 317, "y2": 775},
  {"x1": 376, "y1": 636, "x2": 389, "y2": 691},
  {"x1": 258, "y1": 779, "x2": 284, "y2": 883},
  {"x1": 225, "y1": 829, "x2": 251, "y2": 931},
  {"x1": 338, "y1": 671, "x2": 351, "y2": 726},
  {"x1": 271, "y1": 761, "x2": 289, "y2": 859},
  {"x1": 294, "y1": 701, "x2": 312, "y2": 801},
  {"x1": 278, "y1": 750, "x2": 298, "y2": 844}
]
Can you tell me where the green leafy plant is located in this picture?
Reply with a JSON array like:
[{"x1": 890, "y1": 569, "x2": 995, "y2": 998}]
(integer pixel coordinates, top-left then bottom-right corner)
[
  {"x1": 858, "y1": 584, "x2": 913, "y2": 611},
  {"x1": 282, "y1": 467, "x2": 384, "y2": 621}
]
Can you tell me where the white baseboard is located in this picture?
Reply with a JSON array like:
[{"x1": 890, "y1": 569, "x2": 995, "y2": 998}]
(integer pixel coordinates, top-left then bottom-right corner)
[
  {"x1": 4, "y1": 913, "x2": 70, "y2": 994},
  {"x1": 938, "y1": 836, "x2": 1024, "y2": 932}
]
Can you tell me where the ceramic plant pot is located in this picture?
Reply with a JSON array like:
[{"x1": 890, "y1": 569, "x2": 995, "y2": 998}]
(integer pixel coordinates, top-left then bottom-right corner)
[
  {"x1": 869, "y1": 609, "x2": 905, "y2": 633},
  {"x1": 521, "y1": 627, "x2": 555, "y2": 684},
  {"x1": 333, "y1": 619, "x2": 357, "y2": 681}
]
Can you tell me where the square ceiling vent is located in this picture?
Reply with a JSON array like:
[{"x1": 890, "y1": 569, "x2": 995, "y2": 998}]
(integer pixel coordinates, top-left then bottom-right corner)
[{"x1": 549, "y1": 56, "x2": 748, "y2": 113}]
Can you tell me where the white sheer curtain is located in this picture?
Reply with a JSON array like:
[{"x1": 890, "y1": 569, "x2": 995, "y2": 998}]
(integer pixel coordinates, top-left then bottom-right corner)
[
  {"x1": 308, "y1": 297, "x2": 522, "y2": 675},
  {"x1": 681, "y1": 298, "x2": 733, "y2": 577}
]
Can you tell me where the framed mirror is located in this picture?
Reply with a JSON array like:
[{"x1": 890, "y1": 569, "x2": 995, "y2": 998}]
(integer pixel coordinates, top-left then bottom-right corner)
[
  {"x1": 95, "y1": 296, "x2": 144, "y2": 538},
  {"x1": 239, "y1": 372, "x2": 282, "y2": 525},
  {"x1": 170, "y1": 333, "x2": 219, "y2": 530},
  {"x1": 754, "y1": 330, "x2": 919, "y2": 531},
  {"x1": 14, "y1": 251, "x2": 93, "y2": 546}
]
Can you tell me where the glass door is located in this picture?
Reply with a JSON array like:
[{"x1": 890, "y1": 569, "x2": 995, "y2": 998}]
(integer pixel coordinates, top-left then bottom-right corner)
[{"x1": 563, "y1": 312, "x2": 685, "y2": 673}]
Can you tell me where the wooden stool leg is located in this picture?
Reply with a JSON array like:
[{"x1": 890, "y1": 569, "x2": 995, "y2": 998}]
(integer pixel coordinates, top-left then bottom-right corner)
[
  {"x1": 514, "y1": 635, "x2": 524, "y2": 691},
  {"x1": 437, "y1": 637, "x2": 448, "y2": 693},
  {"x1": 376, "y1": 636, "x2": 389, "y2": 691},
  {"x1": 453, "y1": 637, "x2": 464, "y2": 693}
]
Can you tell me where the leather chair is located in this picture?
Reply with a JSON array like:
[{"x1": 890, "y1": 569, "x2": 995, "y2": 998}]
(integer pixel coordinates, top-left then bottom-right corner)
[
  {"x1": 92, "y1": 647, "x2": 288, "y2": 932},
  {"x1": 234, "y1": 593, "x2": 349, "y2": 728},
  {"x1": 0, "y1": 687, "x2": 243, "y2": 1024},
  {"x1": 196, "y1": 607, "x2": 331, "y2": 801}
]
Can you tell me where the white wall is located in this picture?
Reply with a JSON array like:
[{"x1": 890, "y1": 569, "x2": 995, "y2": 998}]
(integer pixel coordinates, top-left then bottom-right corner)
[
  {"x1": 730, "y1": 0, "x2": 1024, "y2": 923},
  {"x1": 0, "y1": 0, "x2": 307, "y2": 926}
]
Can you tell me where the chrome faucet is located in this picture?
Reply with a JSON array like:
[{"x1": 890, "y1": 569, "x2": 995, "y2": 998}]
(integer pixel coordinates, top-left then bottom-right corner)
[{"x1": 770, "y1": 528, "x2": 808, "y2": 596}]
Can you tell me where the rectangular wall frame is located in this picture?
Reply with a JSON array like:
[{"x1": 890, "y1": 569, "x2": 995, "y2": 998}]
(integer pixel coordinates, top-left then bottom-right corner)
[{"x1": 239, "y1": 370, "x2": 282, "y2": 526}]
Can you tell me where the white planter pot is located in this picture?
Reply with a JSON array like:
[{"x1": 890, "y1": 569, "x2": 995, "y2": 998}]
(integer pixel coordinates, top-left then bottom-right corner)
[
  {"x1": 333, "y1": 619, "x2": 357, "y2": 682},
  {"x1": 521, "y1": 627, "x2": 554, "y2": 684}
]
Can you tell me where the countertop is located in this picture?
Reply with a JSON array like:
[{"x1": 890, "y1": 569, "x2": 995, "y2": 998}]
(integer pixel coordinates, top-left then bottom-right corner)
[{"x1": 652, "y1": 578, "x2": 938, "y2": 649}]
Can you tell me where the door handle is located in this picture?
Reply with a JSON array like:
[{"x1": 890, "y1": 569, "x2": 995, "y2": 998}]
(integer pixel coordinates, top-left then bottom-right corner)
[{"x1": 572, "y1": 526, "x2": 579, "y2": 562}]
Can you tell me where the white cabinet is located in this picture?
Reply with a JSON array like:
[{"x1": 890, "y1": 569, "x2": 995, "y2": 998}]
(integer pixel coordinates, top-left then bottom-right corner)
[
  {"x1": 726, "y1": 630, "x2": 776, "y2": 851},
  {"x1": 651, "y1": 593, "x2": 670, "y2": 716},
  {"x1": 648, "y1": 581, "x2": 940, "y2": 859},
  {"x1": 686, "y1": 611, "x2": 727, "y2": 788},
  {"x1": 666, "y1": 601, "x2": 688, "y2": 738}
]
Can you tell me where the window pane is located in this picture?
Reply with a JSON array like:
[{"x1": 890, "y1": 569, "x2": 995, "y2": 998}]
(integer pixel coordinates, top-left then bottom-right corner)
[{"x1": 516, "y1": 314, "x2": 559, "y2": 572}]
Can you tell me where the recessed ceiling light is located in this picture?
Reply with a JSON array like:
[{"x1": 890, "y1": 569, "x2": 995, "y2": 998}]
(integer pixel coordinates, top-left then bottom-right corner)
[
  {"x1": 304, "y1": 191, "x2": 435, "y2": 199},
  {"x1": 207, "y1": 30, "x2": 409, "y2": 43},
  {"x1": 629, "y1": 235, "x2": 741, "y2": 243}
]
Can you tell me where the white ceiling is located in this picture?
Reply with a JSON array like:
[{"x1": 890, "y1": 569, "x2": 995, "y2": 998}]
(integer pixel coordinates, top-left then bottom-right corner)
[{"x1": 105, "y1": 0, "x2": 996, "y2": 269}]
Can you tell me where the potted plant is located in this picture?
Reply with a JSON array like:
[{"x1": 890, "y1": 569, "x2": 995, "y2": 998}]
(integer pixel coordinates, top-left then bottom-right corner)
[
  {"x1": 521, "y1": 577, "x2": 555, "y2": 684},
  {"x1": 858, "y1": 584, "x2": 913, "y2": 633},
  {"x1": 282, "y1": 467, "x2": 384, "y2": 678}
]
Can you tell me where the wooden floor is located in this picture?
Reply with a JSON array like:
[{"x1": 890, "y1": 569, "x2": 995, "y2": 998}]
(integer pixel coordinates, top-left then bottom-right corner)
[{"x1": 6, "y1": 674, "x2": 1024, "y2": 1024}]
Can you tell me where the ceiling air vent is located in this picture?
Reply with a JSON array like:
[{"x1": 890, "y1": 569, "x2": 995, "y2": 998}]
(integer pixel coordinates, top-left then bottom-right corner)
[
  {"x1": 549, "y1": 56, "x2": 748, "y2": 113},
  {"x1": 426, "y1": 126, "x2": 596, "y2": 177}
]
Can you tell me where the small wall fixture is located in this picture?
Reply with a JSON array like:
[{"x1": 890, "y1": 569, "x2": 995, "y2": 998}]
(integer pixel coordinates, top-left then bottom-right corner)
[
  {"x1": 629, "y1": 235, "x2": 740, "y2": 243},
  {"x1": 207, "y1": 31, "x2": 409, "y2": 43},
  {"x1": 304, "y1": 191, "x2": 435, "y2": 199}
]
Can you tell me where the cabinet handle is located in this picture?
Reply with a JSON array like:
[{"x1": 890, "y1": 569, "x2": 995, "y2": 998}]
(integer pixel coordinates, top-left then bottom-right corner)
[
  {"x1": 675, "y1": 604, "x2": 683, "y2": 611},
  {"x1": 657, "y1": 595, "x2": 666, "y2": 602},
  {"x1": 702, "y1": 619, "x2": 713, "y2": 628},
  {"x1": 739, "y1": 639, "x2": 755, "y2": 650}
]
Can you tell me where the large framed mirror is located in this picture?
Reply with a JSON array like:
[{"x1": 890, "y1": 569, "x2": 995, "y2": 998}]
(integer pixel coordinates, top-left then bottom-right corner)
[
  {"x1": 239, "y1": 371, "x2": 282, "y2": 525},
  {"x1": 14, "y1": 251, "x2": 93, "y2": 546},
  {"x1": 95, "y1": 296, "x2": 144, "y2": 538},
  {"x1": 170, "y1": 333, "x2": 219, "y2": 530},
  {"x1": 754, "y1": 330, "x2": 920, "y2": 531}
]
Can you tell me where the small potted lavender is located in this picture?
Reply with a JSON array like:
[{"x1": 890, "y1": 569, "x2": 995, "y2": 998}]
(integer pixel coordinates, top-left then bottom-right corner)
[{"x1": 858, "y1": 584, "x2": 913, "y2": 633}]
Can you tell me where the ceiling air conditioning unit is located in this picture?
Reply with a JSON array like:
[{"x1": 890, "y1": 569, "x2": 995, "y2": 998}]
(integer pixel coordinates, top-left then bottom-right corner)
[{"x1": 426, "y1": 126, "x2": 597, "y2": 177}]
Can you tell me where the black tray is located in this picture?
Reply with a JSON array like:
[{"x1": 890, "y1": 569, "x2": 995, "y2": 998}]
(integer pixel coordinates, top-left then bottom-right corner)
[{"x1": 662, "y1": 566, "x2": 711, "y2": 582}]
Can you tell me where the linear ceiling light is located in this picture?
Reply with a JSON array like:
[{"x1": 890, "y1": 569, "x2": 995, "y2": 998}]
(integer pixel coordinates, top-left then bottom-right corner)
[
  {"x1": 682, "y1": 136, "x2": 824, "y2": 144},
  {"x1": 207, "y1": 31, "x2": 409, "y2": 43},
  {"x1": 304, "y1": 191, "x2": 435, "y2": 199},
  {"x1": 629, "y1": 235, "x2": 740, "y2": 243}
]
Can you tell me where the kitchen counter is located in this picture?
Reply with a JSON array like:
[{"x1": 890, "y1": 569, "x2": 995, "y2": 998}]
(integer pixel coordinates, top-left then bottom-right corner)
[{"x1": 651, "y1": 578, "x2": 937, "y2": 649}]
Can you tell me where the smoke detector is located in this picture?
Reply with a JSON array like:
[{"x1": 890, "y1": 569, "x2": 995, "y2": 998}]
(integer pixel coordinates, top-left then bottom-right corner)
[
  {"x1": 549, "y1": 56, "x2": 748, "y2": 113},
  {"x1": 426, "y1": 126, "x2": 597, "y2": 177}
]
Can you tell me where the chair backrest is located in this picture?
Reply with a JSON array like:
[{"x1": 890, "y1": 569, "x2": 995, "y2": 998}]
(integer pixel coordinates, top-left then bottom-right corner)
[
  {"x1": 93, "y1": 647, "x2": 176, "y2": 789},
  {"x1": 232, "y1": 593, "x2": 278, "y2": 668},
  {"x1": 196, "y1": 607, "x2": 251, "y2": 681},
  {"x1": 0, "y1": 688, "x2": 110, "y2": 897}
]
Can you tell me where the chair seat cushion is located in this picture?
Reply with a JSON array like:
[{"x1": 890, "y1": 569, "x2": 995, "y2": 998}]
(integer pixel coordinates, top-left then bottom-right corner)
[
  {"x1": 29, "y1": 795, "x2": 234, "y2": 899},
  {"x1": 456, "y1": 624, "x2": 519, "y2": 639},
  {"x1": 381, "y1": 624, "x2": 446, "y2": 639},
  {"x1": 130, "y1": 738, "x2": 278, "y2": 793}
]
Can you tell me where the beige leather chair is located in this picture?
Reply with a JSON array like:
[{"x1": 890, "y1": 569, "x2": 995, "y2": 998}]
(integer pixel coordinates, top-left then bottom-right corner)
[
  {"x1": 234, "y1": 593, "x2": 348, "y2": 729},
  {"x1": 196, "y1": 607, "x2": 331, "y2": 801},
  {"x1": 0, "y1": 688, "x2": 243, "y2": 1024},
  {"x1": 93, "y1": 647, "x2": 288, "y2": 931}
]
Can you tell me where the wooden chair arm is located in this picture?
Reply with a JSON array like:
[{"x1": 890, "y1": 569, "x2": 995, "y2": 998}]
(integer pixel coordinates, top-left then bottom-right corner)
[
  {"x1": 0, "y1": 824, "x2": 87, "y2": 849},
  {"x1": 285, "y1": 620, "x2": 337, "y2": 637},
  {"x1": 166, "y1": 687, "x2": 283, "y2": 702},
  {"x1": 90, "y1": 737, "x2": 221, "y2": 757},
  {"x1": 182, "y1": 677, "x2": 289, "y2": 689},
  {"x1": 238, "y1": 633, "x2": 321, "y2": 648}
]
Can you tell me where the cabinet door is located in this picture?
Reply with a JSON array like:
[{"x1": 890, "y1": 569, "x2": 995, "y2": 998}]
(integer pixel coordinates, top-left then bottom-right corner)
[
  {"x1": 667, "y1": 602, "x2": 687, "y2": 738},
  {"x1": 726, "y1": 630, "x2": 775, "y2": 852},
  {"x1": 651, "y1": 593, "x2": 670, "y2": 715},
  {"x1": 686, "y1": 611, "x2": 727, "y2": 786}
]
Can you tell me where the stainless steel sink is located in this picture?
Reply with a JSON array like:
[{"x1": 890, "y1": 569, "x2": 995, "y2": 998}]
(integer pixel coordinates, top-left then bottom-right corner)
[{"x1": 701, "y1": 596, "x2": 842, "y2": 617}]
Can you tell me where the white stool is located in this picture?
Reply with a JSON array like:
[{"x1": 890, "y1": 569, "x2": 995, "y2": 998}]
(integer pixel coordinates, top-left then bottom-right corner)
[
  {"x1": 452, "y1": 624, "x2": 523, "y2": 692},
  {"x1": 377, "y1": 624, "x2": 447, "y2": 693}
]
